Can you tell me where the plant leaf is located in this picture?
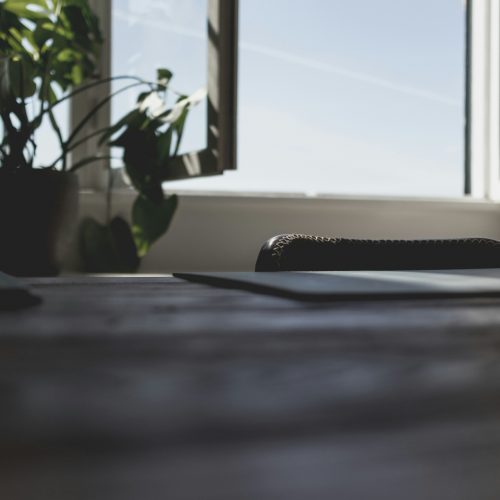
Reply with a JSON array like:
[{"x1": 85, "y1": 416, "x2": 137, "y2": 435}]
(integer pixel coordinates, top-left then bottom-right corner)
[
  {"x1": 157, "y1": 67, "x2": 172, "y2": 89},
  {"x1": 98, "y1": 108, "x2": 144, "y2": 146},
  {"x1": 157, "y1": 127, "x2": 173, "y2": 164},
  {"x1": 8, "y1": 57, "x2": 36, "y2": 98},
  {"x1": 79, "y1": 216, "x2": 140, "y2": 273},
  {"x1": 115, "y1": 126, "x2": 160, "y2": 199},
  {"x1": 79, "y1": 217, "x2": 116, "y2": 273},
  {"x1": 132, "y1": 194, "x2": 178, "y2": 257},
  {"x1": 109, "y1": 216, "x2": 141, "y2": 272}
]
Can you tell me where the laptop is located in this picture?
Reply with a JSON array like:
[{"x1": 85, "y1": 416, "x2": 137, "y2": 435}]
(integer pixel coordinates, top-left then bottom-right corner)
[{"x1": 174, "y1": 269, "x2": 500, "y2": 301}]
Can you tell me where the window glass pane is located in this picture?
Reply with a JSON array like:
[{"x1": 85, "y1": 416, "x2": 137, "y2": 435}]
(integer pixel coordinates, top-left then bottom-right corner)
[
  {"x1": 169, "y1": 0, "x2": 465, "y2": 197},
  {"x1": 32, "y1": 97, "x2": 69, "y2": 169},
  {"x1": 111, "y1": 0, "x2": 207, "y2": 156}
]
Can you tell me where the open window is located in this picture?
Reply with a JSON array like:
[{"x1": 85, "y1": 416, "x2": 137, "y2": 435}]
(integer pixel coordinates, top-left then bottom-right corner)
[
  {"x1": 170, "y1": 0, "x2": 469, "y2": 198},
  {"x1": 71, "y1": 0, "x2": 238, "y2": 190}
]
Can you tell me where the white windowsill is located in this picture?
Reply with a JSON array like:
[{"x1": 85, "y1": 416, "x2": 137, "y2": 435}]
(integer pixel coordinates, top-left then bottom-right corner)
[{"x1": 81, "y1": 186, "x2": 500, "y2": 204}]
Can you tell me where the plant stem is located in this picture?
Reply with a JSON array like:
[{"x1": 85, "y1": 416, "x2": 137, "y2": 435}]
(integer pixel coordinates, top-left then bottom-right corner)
[
  {"x1": 30, "y1": 75, "x2": 154, "y2": 130},
  {"x1": 1, "y1": 104, "x2": 31, "y2": 170},
  {"x1": 47, "y1": 107, "x2": 66, "y2": 170},
  {"x1": 68, "y1": 154, "x2": 120, "y2": 172},
  {"x1": 66, "y1": 80, "x2": 148, "y2": 148},
  {"x1": 47, "y1": 126, "x2": 111, "y2": 169},
  {"x1": 106, "y1": 167, "x2": 114, "y2": 225},
  {"x1": 28, "y1": 136, "x2": 37, "y2": 164}
]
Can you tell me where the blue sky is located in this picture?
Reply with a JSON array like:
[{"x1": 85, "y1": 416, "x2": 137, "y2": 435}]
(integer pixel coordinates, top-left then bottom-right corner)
[
  {"x1": 170, "y1": 0, "x2": 465, "y2": 196},
  {"x1": 38, "y1": 0, "x2": 466, "y2": 197}
]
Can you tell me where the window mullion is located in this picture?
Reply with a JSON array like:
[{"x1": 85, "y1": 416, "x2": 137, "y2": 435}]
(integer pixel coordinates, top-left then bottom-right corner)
[
  {"x1": 488, "y1": 0, "x2": 500, "y2": 199},
  {"x1": 70, "y1": 0, "x2": 112, "y2": 191},
  {"x1": 469, "y1": 0, "x2": 500, "y2": 201}
]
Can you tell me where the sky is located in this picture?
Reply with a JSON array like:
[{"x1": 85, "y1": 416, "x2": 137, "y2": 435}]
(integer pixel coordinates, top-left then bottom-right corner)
[{"x1": 37, "y1": 0, "x2": 466, "y2": 198}]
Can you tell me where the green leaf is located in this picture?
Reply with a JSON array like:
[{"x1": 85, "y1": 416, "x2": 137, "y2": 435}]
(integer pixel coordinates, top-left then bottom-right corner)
[
  {"x1": 132, "y1": 194, "x2": 178, "y2": 257},
  {"x1": 109, "y1": 216, "x2": 141, "y2": 272},
  {"x1": 157, "y1": 67, "x2": 173, "y2": 89},
  {"x1": 8, "y1": 57, "x2": 36, "y2": 98},
  {"x1": 115, "y1": 126, "x2": 160, "y2": 198},
  {"x1": 99, "y1": 108, "x2": 145, "y2": 146},
  {"x1": 70, "y1": 62, "x2": 83, "y2": 85},
  {"x1": 33, "y1": 20, "x2": 51, "y2": 50},
  {"x1": 0, "y1": 58, "x2": 12, "y2": 102},
  {"x1": 57, "y1": 48, "x2": 80, "y2": 62},
  {"x1": 79, "y1": 216, "x2": 140, "y2": 273},
  {"x1": 63, "y1": 4, "x2": 91, "y2": 38},
  {"x1": 3, "y1": 1, "x2": 49, "y2": 20},
  {"x1": 157, "y1": 127, "x2": 173, "y2": 164},
  {"x1": 79, "y1": 217, "x2": 116, "y2": 273},
  {"x1": 172, "y1": 100, "x2": 189, "y2": 156},
  {"x1": 47, "y1": 82, "x2": 58, "y2": 104}
]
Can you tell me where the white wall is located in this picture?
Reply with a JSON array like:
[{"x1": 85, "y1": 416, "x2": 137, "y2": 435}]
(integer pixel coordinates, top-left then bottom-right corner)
[{"x1": 80, "y1": 191, "x2": 500, "y2": 272}]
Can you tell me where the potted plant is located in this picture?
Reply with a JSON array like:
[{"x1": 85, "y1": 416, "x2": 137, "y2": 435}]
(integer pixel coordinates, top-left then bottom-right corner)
[
  {"x1": 79, "y1": 73, "x2": 205, "y2": 273},
  {"x1": 0, "y1": 0, "x2": 200, "y2": 275}
]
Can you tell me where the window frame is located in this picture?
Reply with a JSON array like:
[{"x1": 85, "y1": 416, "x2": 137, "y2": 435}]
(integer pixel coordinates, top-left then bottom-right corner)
[
  {"x1": 75, "y1": 0, "x2": 488, "y2": 201},
  {"x1": 468, "y1": 0, "x2": 500, "y2": 200}
]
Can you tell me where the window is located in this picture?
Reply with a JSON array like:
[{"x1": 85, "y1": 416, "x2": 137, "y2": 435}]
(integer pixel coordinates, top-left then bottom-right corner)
[
  {"x1": 75, "y1": 1, "x2": 500, "y2": 200},
  {"x1": 73, "y1": 0, "x2": 238, "y2": 189},
  {"x1": 26, "y1": 90, "x2": 69, "y2": 170},
  {"x1": 167, "y1": 0, "x2": 467, "y2": 197}
]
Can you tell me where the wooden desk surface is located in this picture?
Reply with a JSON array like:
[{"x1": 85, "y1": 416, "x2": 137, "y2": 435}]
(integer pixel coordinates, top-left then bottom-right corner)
[{"x1": 2, "y1": 276, "x2": 500, "y2": 499}]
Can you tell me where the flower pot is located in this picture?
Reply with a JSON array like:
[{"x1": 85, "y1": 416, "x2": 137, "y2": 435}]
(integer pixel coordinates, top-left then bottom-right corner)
[{"x1": 0, "y1": 170, "x2": 78, "y2": 276}]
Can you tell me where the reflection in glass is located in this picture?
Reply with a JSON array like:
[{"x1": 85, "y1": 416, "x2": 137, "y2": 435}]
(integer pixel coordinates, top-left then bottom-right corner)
[{"x1": 112, "y1": 0, "x2": 208, "y2": 157}]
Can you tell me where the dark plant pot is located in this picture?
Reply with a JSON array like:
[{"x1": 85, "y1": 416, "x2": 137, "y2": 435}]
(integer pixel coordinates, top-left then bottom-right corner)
[{"x1": 0, "y1": 170, "x2": 78, "y2": 276}]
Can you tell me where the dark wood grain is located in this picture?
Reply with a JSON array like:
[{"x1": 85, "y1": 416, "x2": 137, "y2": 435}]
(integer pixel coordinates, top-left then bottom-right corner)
[{"x1": 2, "y1": 277, "x2": 500, "y2": 499}]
